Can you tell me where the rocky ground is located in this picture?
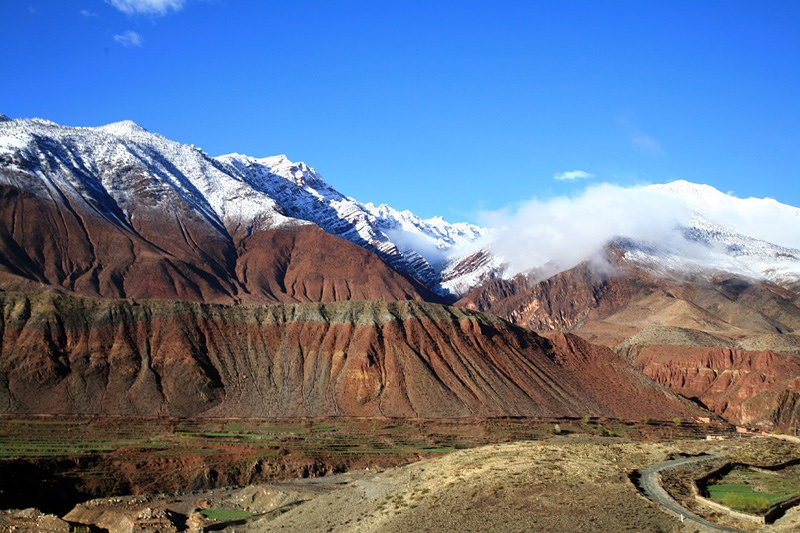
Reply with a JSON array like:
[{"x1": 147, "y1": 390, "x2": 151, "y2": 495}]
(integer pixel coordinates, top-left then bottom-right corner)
[
  {"x1": 1, "y1": 425, "x2": 797, "y2": 533},
  {"x1": 26, "y1": 435, "x2": 791, "y2": 533},
  {"x1": 236, "y1": 436, "x2": 799, "y2": 533},
  {"x1": 237, "y1": 436, "x2": 687, "y2": 533}
]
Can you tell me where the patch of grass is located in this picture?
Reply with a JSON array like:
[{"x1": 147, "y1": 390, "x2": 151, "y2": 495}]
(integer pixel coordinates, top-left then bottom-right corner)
[
  {"x1": 706, "y1": 469, "x2": 800, "y2": 514},
  {"x1": 419, "y1": 447, "x2": 456, "y2": 453},
  {"x1": 200, "y1": 508, "x2": 253, "y2": 521},
  {"x1": 706, "y1": 485, "x2": 784, "y2": 514}
]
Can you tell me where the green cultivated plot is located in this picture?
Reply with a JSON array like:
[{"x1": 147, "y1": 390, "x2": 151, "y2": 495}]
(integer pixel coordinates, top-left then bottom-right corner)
[{"x1": 706, "y1": 469, "x2": 800, "y2": 514}]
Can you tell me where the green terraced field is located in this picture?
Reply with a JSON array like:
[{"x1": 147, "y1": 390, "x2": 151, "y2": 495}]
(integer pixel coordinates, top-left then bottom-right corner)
[{"x1": 706, "y1": 468, "x2": 800, "y2": 514}]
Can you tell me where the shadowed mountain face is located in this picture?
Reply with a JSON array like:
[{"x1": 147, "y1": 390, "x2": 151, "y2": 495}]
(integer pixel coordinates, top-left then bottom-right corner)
[
  {"x1": 458, "y1": 254, "x2": 800, "y2": 430},
  {"x1": 0, "y1": 181, "x2": 432, "y2": 304},
  {"x1": 0, "y1": 292, "x2": 704, "y2": 420}
]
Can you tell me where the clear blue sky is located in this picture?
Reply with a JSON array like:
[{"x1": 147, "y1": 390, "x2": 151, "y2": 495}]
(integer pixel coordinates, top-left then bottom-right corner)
[{"x1": 2, "y1": 1, "x2": 799, "y2": 222}]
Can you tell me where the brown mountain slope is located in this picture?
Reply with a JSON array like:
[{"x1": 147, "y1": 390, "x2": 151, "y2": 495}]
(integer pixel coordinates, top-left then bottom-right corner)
[
  {"x1": 458, "y1": 255, "x2": 800, "y2": 430},
  {"x1": 232, "y1": 224, "x2": 433, "y2": 303},
  {"x1": 0, "y1": 184, "x2": 430, "y2": 303},
  {"x1": 0, "y1": 292, "x2": 705, "y2": 420},
  {"x1": 457, "y1": 262, "x2": 634, "y2": 334},
  {"x1": 630, "y1": 345, "x2": 800, "y2": 429},
  {"x1": 458, "y1": 259, "x2": 800, "y2": 343}
]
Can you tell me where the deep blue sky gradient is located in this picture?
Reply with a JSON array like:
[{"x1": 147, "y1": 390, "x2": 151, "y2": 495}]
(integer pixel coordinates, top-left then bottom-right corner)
[{"x1": 3, "y1": 1, "x2": 799, "y2": 221}]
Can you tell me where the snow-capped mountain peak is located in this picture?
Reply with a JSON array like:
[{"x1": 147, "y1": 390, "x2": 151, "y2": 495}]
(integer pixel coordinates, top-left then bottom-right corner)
[
  {"x1": 94, "y1": 119, "x2": 149, "y2": 136},
  {"x1": 482, "y1": 179, "x2": 800, "y2": 291},
  {"x1": 0, "y1": 117, "x2": 486, "y2": 297},
  {"x1": 3, "y1": 116, "x2": 798, "y2": 298},
  {"x1": 215, "y1": 152, "x2": 488, "y2": 293},
  {"x1": 607, "y1": 182, "x2": 800, "y2": 286},
  {"x1": 645, "y1": 180, "x2": 800, "y2": 250},
  {"x1": 0, "y1": 117, "x2": 296, "y2": 236}
]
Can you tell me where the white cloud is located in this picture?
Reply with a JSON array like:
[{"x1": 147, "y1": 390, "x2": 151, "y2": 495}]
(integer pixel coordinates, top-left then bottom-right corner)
[
  {"x1": 80, "y1": 9, "x2": 99, "y2": 17},
  {"x1": 553, "y1": 170, "x2": 594, "y2": 181},
  {"x1": 479, "y1": 183, "x2": 692, "y2": 278},
  {"x1": 650, "y1": 182, "x2": 800, "y2": 250},
  {"x1": 478, "y1": 180, "x2": 800, "y2": 282},
  {"x1": 631, "y1": 133, "x2": 663, "y2": 155},
  {"x1": 106, "y1": 0, "x2": 185, "y2": 16},
  {"x1": 114, "y1": 30, "x2": 144, "y2": 47}
]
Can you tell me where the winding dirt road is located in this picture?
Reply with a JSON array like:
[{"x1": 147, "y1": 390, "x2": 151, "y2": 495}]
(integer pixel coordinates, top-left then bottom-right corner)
[{"x1": 637, "y1": 453, "x2": 742, "y2": 532}]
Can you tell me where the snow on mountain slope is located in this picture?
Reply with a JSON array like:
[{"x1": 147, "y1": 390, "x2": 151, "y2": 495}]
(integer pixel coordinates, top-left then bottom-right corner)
[
  {"x1": 615, "y1": 213, "x2": 800, "y2": 286},
  {"x1": 646, "y1": 180, "x2": 800, "y2": 251},
  {"x1": 216, "y1": 153, "x2": 488, "y2": 293},
  {"x1": 0, "y1": 117, "x2": 294, "y2": 234},
  {"x1": 475, "y1": 179, "x2": 800, "y2": 290},
  {"x1": 0, "y1": 117, "x2": 486, "y2": 296},
  {"x1": 3, "y1": 116, "x2": 798, "y2": 296},
  {"x1": 619, "y1": 182, "x2": 800, "y2": 286}
]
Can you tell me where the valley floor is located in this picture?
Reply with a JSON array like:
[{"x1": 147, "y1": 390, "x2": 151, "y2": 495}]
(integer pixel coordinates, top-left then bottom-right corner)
[
  {"x1": 1, "y1": 418, "x2": 798, "y2": 532},
  {"x1": 234, "y1": 436, "x2": 800, "y2": 533}
]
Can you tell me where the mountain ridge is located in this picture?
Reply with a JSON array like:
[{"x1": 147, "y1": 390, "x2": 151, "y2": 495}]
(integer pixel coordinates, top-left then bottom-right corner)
[
  {"x1": 4, "y1": 116, "x2": 800, "y2": 299},
  {"x1": 0, "y1": 290, "x2": 706, "y2": 420},
  {"x1": 2, "y1": 115, "x2": 799, "y2": 430},
  {"x1": 0, "y1": 116, "x2": 487, "y2": 297}
]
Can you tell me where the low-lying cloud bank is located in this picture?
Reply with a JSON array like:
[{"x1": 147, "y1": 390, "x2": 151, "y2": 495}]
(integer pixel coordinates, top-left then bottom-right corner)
[{"x1": 476, "y1": 180, "x2": 800, "y2": 279}]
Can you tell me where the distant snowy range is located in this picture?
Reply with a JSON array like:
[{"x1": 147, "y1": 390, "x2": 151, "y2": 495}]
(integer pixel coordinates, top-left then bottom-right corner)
[{"x1": 2, "y1": 113, "x2": 799, "y2": 297}]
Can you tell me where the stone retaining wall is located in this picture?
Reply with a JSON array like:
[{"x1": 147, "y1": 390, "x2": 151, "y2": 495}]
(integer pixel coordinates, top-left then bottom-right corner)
[
  {"x1": 765, "y1": 495, "x2": 800, "y2": 524},
  {"x1": 693, "y1": 493, "x2": 765, "y2": 524}
]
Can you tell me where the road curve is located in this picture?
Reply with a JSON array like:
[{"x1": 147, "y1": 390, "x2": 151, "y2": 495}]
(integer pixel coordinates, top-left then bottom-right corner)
[{"x1": 636, "y1": 453, "x2": 742, "y2": 532}]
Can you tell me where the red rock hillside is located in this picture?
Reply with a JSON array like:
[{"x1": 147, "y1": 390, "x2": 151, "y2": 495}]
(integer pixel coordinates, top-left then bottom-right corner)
[
  {"x1": 630, "y1": 345, "x2": 800, "y2": 429},
  {"x1": 459, "y1": 253, "x2": 800, "y2": 430},
  {"x1": 0, "y1": 291, "x2": 706, "y2": 421},
  {"x1": 0, "y1": 184, "x2": 433, "y2": 304}
]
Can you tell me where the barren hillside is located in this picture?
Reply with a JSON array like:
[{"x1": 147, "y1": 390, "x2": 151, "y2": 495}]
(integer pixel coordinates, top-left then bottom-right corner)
[{"x1": 0, "y1": 292, "x2": 704, "y2": 420}]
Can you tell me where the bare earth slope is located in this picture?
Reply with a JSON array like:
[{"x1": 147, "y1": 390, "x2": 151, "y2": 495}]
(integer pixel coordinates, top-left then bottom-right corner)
[
  {"x1": 238, "y1": 438, "x2": 701, "y2": 533},
  {"x1": 0, "y1": 292, "x2": 704, "y2": 420},
  {"x1": 458, "y1": 258, "x2": 800, "y2": 343},
  {"x1": 458, "y1": 255, "x2": 800, "y2": 430},
  {"x1": 0, "y1": 183, "x2": 430, "y2": 304}
]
